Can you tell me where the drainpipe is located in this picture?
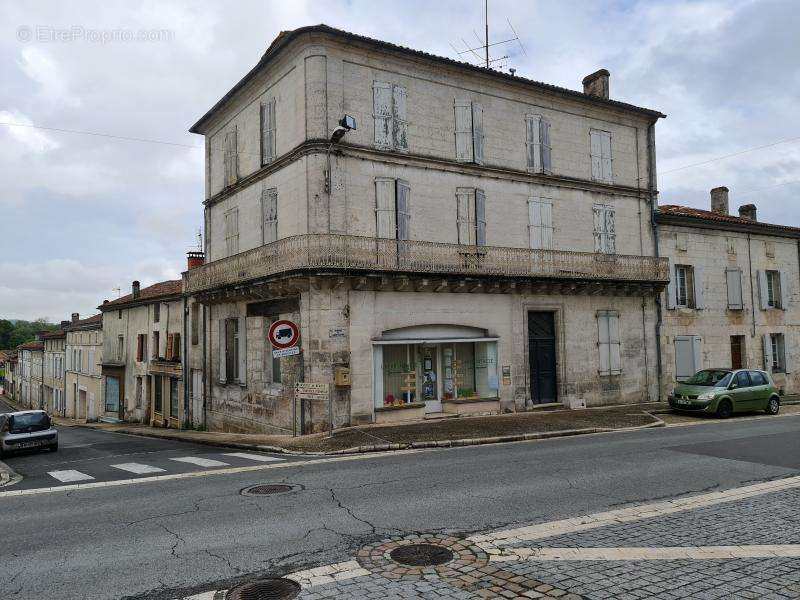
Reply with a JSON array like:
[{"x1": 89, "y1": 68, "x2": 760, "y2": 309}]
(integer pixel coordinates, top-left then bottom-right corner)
[
  {"x1": 648, "y1": 121, "x2": 664, "y2": 402},
  {"x1": 182, "y1": 296, "x2": 189, "y2": 429},
  {"x1": 202, "y1": 303, "x2": 207, "y2": 429},
  {"x1": 747, "y1": 233, "x2": 756, "y2": 338}
]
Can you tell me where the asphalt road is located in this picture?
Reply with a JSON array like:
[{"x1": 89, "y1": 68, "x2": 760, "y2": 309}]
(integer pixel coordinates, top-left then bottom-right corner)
[{"x1": 1, "y1": 408, "x2": 799, "y2": 600}]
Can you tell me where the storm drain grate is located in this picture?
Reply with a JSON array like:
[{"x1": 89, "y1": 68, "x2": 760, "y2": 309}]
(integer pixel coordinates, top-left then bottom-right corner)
[
  {"x1": 389, "y1": 543, "x2": 455, "y2": 567},
  {"x1": 241, "y1": 484, "x2": 295, "y2": 496},
  {"x1": 226, "y1": 578, "x2": 301, "y2": 600}
]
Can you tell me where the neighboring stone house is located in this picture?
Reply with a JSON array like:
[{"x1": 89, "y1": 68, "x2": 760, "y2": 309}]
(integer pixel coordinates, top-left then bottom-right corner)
[
  {"x1": 1, "y1": 351, "x2": 18, "y2": 400},
  {"x1": 17, "y1": 338, "x2": 44, "y2": 409},
  {"x1": 41, "y1": 328, "x2": 67, "y2": 416},
  {"x1": 65, "y1": 313, "x2": 103, "y2": 421},
  {"x1": 183, "y1": 25, "x2": 668, "y2": 434},
  {"x1": 99, "y1": 279, "x2": 184, "y2": 426},
  {"x1": 657, "y1": 187, "x2": 800, "y2": 394}
]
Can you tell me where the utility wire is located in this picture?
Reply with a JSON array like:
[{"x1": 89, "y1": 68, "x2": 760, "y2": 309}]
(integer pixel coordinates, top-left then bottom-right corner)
[
  {"x1": 0, "y1": 121, "x2": 200, "y2": 150},
  {"x1": 659, "y1": 135, "x2": 800, "y2": 176}
]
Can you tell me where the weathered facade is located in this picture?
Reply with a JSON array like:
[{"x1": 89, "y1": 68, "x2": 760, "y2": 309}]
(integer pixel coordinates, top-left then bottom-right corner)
[
  {"x1": 41, "y1": 328, "x2": 66, "y2": 416},
  {"x1": 65, "y1": 313, "x2": 103, "y2": 421},
  {"x1": 17, "y1": 339, "x2": 43, "y2": 409},
  {"x1": 99, "y1": 280, "x2": 185, "y2": 426},
  {"x1": 657, "y1": 188, "x2": 800, "y2": 394},
  {"x1": 184, "y1": 25, "x2": 668, "y2": 433}
]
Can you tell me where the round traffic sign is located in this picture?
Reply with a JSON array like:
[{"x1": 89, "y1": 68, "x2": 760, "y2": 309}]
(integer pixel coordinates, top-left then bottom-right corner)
[{"x1": 268, "y1": 319, "x2": 300, "y2": 349}]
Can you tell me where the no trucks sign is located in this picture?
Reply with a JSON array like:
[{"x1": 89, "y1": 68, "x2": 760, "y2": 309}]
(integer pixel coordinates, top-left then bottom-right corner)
[{"x1": 268, "y1": 319, "x2": 300, "y2": 358}]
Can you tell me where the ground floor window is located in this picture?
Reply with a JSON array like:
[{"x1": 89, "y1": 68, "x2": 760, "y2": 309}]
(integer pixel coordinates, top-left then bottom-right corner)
[
  {"x1": 377, "y1": 340, "x2": 498, "y2": 408},
  {"x1": 105, "y1": 376, "x2": 120, "y2": 412},
  {"x1": 153, "y1": 375, "x2": 163, "y2": 414},
  {"x1": 766, "y1": 333, "x2": 786, "y2": 372},
  {"x1": 169, "y1": 377, "x2": 179, "y2": 419}
]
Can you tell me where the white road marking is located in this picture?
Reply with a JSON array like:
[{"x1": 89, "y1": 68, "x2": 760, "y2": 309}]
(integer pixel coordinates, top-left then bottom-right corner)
[
  {"x1": 285, "y1": 560, "x2": 370, "y2": 587},
  {"x1": 169, "y1": 456, "x2": 230, "y2": 468},
  {"x1": 492, "y1": 545, "x2": 800, "y2": 562},
  {"x1": 223, "y1": 452, "x2": 284, "y2": 462},
  {"x1": 111, "y1": 463, "x2": 166, "y2": 475},
  {"x1": 47, "y1": 470, "x2": 94, "y2": 483}
]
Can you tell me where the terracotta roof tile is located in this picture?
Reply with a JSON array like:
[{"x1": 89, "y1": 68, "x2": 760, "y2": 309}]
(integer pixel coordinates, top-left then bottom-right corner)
[
  {"x1": 40, "y1": 330, "x2": 66, "y2": 339},
  {"x1": 17, "y1": 341, "x2": 44, "y2": 351},
  {"x1": 657, "y1": 205, "x2": 800, "y2": 236},
  {"x1": 100, "y1": 279, "x2": 182, "y2": 310},
  {"x1": 67, "y1": 313, "x2": 103, "y2": 329}
]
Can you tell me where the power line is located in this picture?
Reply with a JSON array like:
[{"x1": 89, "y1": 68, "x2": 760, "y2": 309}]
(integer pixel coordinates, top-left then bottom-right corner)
[
  {"x1": 0, "y1": 121, "x2": 200, "y2": 150},
  {"x1": 659, "y1": 135, "x2": 800, "y2": 176},
  {"x1": 736, "y1": 178, "x2": 800, "y2": 196}
]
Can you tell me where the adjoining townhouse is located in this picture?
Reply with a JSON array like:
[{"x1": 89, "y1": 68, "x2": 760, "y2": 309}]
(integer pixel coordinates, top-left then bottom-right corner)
[
  {"x1": 183, "y1": 25, "x2": 669, "y2": 434},
  {"x1": 17, "y1": 338, "x2": 44, "y2": 409},
  {"x1": 41, "y1": 327, "x2": 67, "y2": 416},
  {"x1": 657, "y1": 187, "x2": 800, "y2": 394},
  {"x1": 99, "y1": 279, "x2": 185, "y2": 426},
  {"x1": 65, "y1": 313, "x2": 103, "y2": 421},
  {"x1": 0, "y1": 350, "x2": 13, "y2": 397}
]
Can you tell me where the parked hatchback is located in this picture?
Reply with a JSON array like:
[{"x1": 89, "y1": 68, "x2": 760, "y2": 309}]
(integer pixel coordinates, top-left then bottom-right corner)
[
  {"x1": 669, "y1": 368, "x2": 781, "y2": 418},
  {"x1": 0, "y1": 410, "x2": 58, "y2": 457}
]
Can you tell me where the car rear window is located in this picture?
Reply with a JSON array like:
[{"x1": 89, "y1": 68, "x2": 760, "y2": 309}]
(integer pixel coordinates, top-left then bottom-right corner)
[
  {"x1": 8, "y1": 413, "x2": 51, "y2": 433},
  {"x1": 749, "y1": 371, "x2": 767, "y2": 386}
]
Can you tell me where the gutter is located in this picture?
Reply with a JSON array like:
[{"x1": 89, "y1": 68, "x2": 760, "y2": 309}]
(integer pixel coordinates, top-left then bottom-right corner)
[
  {"x1": 648, "y1": 121, "x2": 664, "y2": 402},
  {"x1": 182, "y1": 296, "x2": 189, "y2": 428}
]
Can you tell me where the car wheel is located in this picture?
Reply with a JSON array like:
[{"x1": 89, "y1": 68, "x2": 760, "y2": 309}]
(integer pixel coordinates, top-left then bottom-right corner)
[
  {"x1": 766, "y1": 396, "x2": 780, "y2": 415},
  {"x1": 716, "y1": 399, "x2": 733, "y2": 419}
]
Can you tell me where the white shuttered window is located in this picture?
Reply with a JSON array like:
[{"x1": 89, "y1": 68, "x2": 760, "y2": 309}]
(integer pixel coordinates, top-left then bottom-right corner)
[
  {"x1": 260, "y1": 97, "x2": 276, "y2": 165},
  {"x1": 590, "y1": 129, "x2": 613, "y2": 183},
  {"x1": 525, "y1": 115, "x2": 552, "y2": 174},
  {"x1": 528, "y1": 197, "x2": 553, "y2": 250},
  {"x1": 223, "y1": 128, "x2": 238, "y2": 187},
  {"x1": 457, "y1": 188, "x2": 486, "y2": 246},
  {"x1": 592, "y1": 204, "x2": 616, "y2": 254},
  {"x1": 454, "y1": 100, "x2": 484, "y2": 164},
  {"x1": 726, "y1": 267, "x2": 744, "y2": 310},
  {"x1": 373, "y1": 82, "x2": 408, "y2": 151},
  {"x1": 375, "y1": 178, "x2": 411, "y2": 240},
  {"x1": 261, "y1": 187, "x2": 278, "y2": 244},
  {"x1": 597, "y1": 311, "x2": 621, "y2": 376},
  {"x1": 224, "y1": 208, "x2": 239, "y2": 256}
]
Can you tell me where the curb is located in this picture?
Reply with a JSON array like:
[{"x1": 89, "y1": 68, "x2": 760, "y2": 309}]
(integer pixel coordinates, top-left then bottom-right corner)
[{"x1": 0, "y1": 460, "x2": 21, "y2": 488}]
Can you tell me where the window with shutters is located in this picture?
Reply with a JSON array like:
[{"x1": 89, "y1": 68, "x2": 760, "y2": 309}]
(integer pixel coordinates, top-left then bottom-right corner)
[
  {"x1": 597, "y1": 311, "x2": 621, "y2": 376},
  {"x1": 766, "y1": 270, "x2": 782, "y2": 308},
  {"x1": 191, "y1": 303, "x2": 200, "y2": 346},
  {"x1": 260, "y1": 97, "x2": 276, "y2": 165},
  {"x1": 153, "y1": 303, "x2": 160, "y2": 323},
  {"x1": 223, "y1": 128, "x2": 238, "y2": 187},
  {"x1": 373, "y1": 82, "x2": 407, "y2": 151},
  {"x1": 454, "y1": 100, "x2": 484, "y2": 164},
  {"x1": 117, "y1": 336, "x2": 124, "y2": 362},
  {"x1": 224, "y1": 318, "x2": 239, "y2": 383},
  {"x1": 261, "y1": 187, "x2": 278, "y2": 245},
  {"x1": 136, "y1": 334, "x2": 146, "y2": 363},
  {"x1": 224, "y1": 207, "x2": 239, "y2": 256},
  {"x1": 525, "y1": 115, "x2": 552, "y2": 174},
  {"x1": 726, "y1": 268, "x2": 744, "y2": 310},
  {"x1": 456, "y1": 188, "x2": 486, "y2": 246},
  {"x1": 592, "y1": 204, "x2": 615, "y2": 254},
  {"x1": 589, "y1": 129, "x2": 613, "y2": 183},
  {"x1": 769, "y1": 333, "x2": 786, "y2": 372},
  {"x1": 528, "y1": 197, "x2": 553, "y2": 250},
  {"x1": 675, "y1": 265, "x2": 696, "y2": 309},
  {"x1": 152, "y1": 331, "x2": 160, "y2": 360},
  {"x1": 374, "y1": 178, "x2": 411, "y2": 240}
]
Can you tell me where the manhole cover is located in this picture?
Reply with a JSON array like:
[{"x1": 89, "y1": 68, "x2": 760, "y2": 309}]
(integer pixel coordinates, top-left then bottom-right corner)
[
  {"x1": 241, "y1": 484, "x2": 295, "y2": 496},
  {"x1": 227, "y1": 578, "x2": 300, "y2": 600},
  {"x1": 389, "y1": 543, "x2": 455, "y2": 566}
]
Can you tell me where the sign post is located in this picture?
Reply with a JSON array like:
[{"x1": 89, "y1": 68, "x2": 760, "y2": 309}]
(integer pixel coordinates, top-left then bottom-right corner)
[{"x1": 295, "y1": 382, "x2": 331, "y2": 437}]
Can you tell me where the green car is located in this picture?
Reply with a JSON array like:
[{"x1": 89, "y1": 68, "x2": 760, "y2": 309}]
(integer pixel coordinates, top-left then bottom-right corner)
[{"x1": 668, "y1": 368, "x2": 781, "y2": 418}]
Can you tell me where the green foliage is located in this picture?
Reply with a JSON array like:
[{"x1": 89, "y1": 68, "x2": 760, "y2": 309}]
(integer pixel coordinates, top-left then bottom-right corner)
[{"x1": 0, "y1": 318, "x2": 59, "y2": 350}]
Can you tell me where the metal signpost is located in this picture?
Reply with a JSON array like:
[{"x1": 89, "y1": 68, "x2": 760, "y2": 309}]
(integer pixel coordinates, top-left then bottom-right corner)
[{"x1": 294, "y1": 382, "x2": 331, "y2": 437}]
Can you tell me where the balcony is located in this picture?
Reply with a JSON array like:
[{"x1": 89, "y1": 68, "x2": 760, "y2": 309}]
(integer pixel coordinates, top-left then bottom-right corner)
[{"x1": 184, "y1": 234, "x2": 669, "y2": 294}]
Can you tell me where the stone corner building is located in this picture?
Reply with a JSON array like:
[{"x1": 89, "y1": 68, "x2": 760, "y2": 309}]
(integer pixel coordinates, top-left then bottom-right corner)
[{"x1": 184, "y1": 25, "x2": 669, "y2": 434}]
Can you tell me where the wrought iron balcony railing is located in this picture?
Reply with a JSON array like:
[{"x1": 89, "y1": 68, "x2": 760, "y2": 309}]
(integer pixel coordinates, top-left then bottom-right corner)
[{"x1": 184, "y1": 234, "x2": 669, "y2": 294}]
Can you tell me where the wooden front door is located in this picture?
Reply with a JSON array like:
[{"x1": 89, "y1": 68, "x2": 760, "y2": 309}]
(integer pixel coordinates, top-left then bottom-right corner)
[
  {"x1": 731, "y1": 335, "x2": 745, "y2": 370},
  {"x1": 528, "y1": 312, "x2": 557, "y2": 405}
]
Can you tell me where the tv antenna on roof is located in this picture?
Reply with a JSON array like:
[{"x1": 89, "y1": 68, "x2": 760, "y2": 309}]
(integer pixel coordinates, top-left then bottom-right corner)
[{"x1": 450, "y1": 0, "x2": 527, "y2": 71}]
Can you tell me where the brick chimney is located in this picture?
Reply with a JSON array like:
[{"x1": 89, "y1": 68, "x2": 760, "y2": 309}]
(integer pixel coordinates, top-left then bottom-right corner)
[
  {"x1": 739, "y1": 204, "x2": 757, "y2": 221},
  {"x1": 582, "y1": 69, "x2": 610, "y2": 100},
  {"x1": 60, "y1": 320, "x2": 70, "y2": 329},
  {"x1": 71, "y1": 312, "x2": 79, "y2": 323},
  {"x1": 710, "y1": 186, "x2": 729, "y2": 215},
  {"x1": 187, "y1": 251, "x2": 205, "y2": 270},
  {"x1": 132, "y1": 280, "x2": 141, "y2": 299}
]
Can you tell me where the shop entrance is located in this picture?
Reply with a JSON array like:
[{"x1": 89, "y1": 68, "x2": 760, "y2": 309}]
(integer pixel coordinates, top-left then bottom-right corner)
[{"x1": 528, "y1": 311, "x2": 557, "y2": 404}]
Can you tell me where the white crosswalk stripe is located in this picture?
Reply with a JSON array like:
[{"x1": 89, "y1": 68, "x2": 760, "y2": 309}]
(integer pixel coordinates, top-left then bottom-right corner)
[
  {"x1": 170, "y1": 456, "x2": 230, "y2": 468},
  {"x1": 48, "y1": 470, "x2": 94, "y2": 483},
  {"x1": 111, "y1": 463, "x2": 166, "y2": 474},
  {"x1": 223, "y1": 452, "x2": 285, "y2": 463}
]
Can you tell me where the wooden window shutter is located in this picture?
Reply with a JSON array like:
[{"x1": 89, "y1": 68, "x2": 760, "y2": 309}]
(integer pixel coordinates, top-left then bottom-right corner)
[
  {"x1": 471, "y1": 102, "x2": 484, "y2": 165},
  {"x1": 779, "y1": 270, "x2": 788, "y2": 310},
  {"x1": 475, "y1": 188, "x2": 486, "y2": 246},
  {"x1": 173, "y1": 334, "x2": 181, "y2": 360},
  {"x1": 262, "y1": 187, "x2": 278, "y2": 244},
  {"x1": 757, "y1": 270, "x2": 769, "y2": 310},
  {"x1": 598, "y1": 313, "x2": 610, "y2": 375},
  {"x1": 666, "y1": 258, "x2": 676, "y2": 310},
  {"x1": 396, "y1": 180, "x2": 411, "y2": 241},
  {"x1": 218, "y1": 320, "x2": 226, "y2": 384},
  {"x1": 600, "y1": 131, "x2": 613, "y2": 183},
  {"x1": 456, "y1": 188, "x2": 473, "y2": 244},
  {"x1": 590, "y1": 130, "x2": 603, "y2": 181},
  {"x1": 260, "y1": 99, "x2": 276, "y2": 164},
  {"x1": 693, "y1": 266, "x2": 705, "y2": 309},
  {"x1": 237, "y1": 316, "x2": 247, "y2": 385},
  {"x1": 136, "y1": 335, "x2": 143, "y2": 362},
  {"x1": 763, "y1": 333, "x2": 772, "y2": 370},
  {"x1": 166, "y1": 333, "x2": 174, "y2": 361},
  {"x1": 392, "y1": 85, "x2": 408, "y2": 150},
  {"x1": 528, "y1": 198, "x2": 542, "y2": 249},
  {"x1": 540, "y1": 118, "x2": 552, "y2": 174},
  {"x1": 268, "y1": 97, "x2": 276, "y2": 160},
  {"x1": 375, "y1": 178, "x2": 396, "y2": 238},
  {"x1": 525, "y1": 115, "x2": 541, "y2": 171},
  {"x1": 592, "y1": 204, "x2": 604, "y2": 252},
  {"x1": 454, "y1": 100, "x2": 473, "y2": 162},
  {"x1": 726, "y1": 268, "x2": 743, "y2": 309},
  {"x1": 373, "y1": 81, "x2": 393, "y2": 148},
  {"x1": 604, "y1": 206, "x2": 616, "y2": 254}
]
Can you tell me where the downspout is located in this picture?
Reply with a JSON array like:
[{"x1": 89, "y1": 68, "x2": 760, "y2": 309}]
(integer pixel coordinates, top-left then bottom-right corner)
[
  {"x1": 182, "y1": 295, "x2": 189, "y2": 429},
  {"x1": 202, "y1": 303, "x2": 207, "y2": 429},
  {"x1": 747, "y1": 233, "x2": 756, "y2": 338},
  {"x1": 648, "y1": 121, "x2": 664, "y2": 402}
]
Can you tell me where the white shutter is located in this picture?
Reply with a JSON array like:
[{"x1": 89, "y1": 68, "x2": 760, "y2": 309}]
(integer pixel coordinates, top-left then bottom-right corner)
[
  {"x1": 540, "y1": 118, "x2": 552, "y2": 174},
  {"x1": 375, "y1": 178, "x2": 396, "y2": 238},
  {"x1": 726, "y1": 268, "x2": 743, "y2": 309},
  {"x1": 601, "y1": 131, "x2": 613, "y2": 183},
  {"x1": 592, "y1": 204, "x2": 604, "y2": 252},
  {"x1": 779, "y1": 270, "x2": 788, "y2": 310},
  {"x1": 590, "y1": 130, "x2": 603, "y2": 181},
  {"x1": 693, "y1": 266, "x2": 705, "y2": 309},
  {"x1": 456, "y1": 188, "x2": 474, "y2": 244},
  {"x1": 525, "y1": 114, "x2": 541, "y2": 172},
  {"x1": 784, "y1": 334, "x2": 792, "y2": 373},
  {"x1": 373, "y1": 82, "x2": 393, "y2": 148},
  {"x1": 757, "y1": 270, "x2": 769, "y2": 310},
  {"x1": 605, "y1": 208, "x2": 616, "y2": 254},
  {"x1": 392, "y1": 85, "x2": 408, "y2": 150},
  {"x1": 218, "y1": 320, "x2": 226, "y2": 384},
  {"x1": 609, "y1": 313, "x2": 621, "y2": 375},
  {"x1": 454, "y1": 100, "x2": 473, "y2": 161},
  {"x1": 475, "y1": 189, "x2": 486, "y2": 246},
  {"x1": 692, "y1": 336, "x2": 702, "y2": 373},
  {"x1": 260, "y1": 99, "x2": 276, "y2": 164},
  {"x1": 675, "y1": 337, "x2": 693, "y2": 380},
  {"x1": 237, "y1": 316, "x2": 247, "y2": 385},
  {"x1": 598, "y1": 313, "x2": 610, "y2": 376},
  {"x1": 396, "y1": 180, "x2": 411, "y2": 241},
  {"x1": 472, "y1": 102, "x2": 484, "y2": 165},
  {"x1": 763, "y1": 333, "x2": 772, "y2": 370},
  {"x1": 262, "y1": 187, "x2": 278, "y2": 244},
  {"x1": 528, "y1": 197, "x2": 553, "y2": 250}
]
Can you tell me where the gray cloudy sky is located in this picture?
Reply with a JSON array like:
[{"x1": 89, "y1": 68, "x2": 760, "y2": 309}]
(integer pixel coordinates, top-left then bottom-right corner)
[{"x1": 1, "y1": 0, "x2": 798, "y2": 322}]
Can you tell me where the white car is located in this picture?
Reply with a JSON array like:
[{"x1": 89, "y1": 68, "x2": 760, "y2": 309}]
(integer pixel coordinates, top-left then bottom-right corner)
[{"x1": 0, "y1": 410, "x2": 58, "y2": 458}]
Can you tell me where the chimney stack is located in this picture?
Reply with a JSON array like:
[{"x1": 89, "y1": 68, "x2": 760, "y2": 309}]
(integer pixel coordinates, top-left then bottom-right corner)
[
  {"x1": 738, "y1": 204, "x2": 757, "y2": 221},
  {"x1": 187, "y1": 251, "x2": 205, "y2": 270},
  {"x1": 60, "y1": 320, "x2": 70, "y2": 329},
  {"x1": 71, "y1": 312, "x2": 79, "y2": 323},
  {"x1": 132, "y1": 280, "x2": 141, "y2": 299},
  {"x1": 710, "y1": 186, "x2": 729, "y2": 215},
  {"x1": 582, "y1": 69, "x2": 610, "y2": 100}
]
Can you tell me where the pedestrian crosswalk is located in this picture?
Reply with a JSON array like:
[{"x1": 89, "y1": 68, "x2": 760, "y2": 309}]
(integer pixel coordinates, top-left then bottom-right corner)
[{"x1": 45, "y1": 452, "x2": 285, "y2": 485}]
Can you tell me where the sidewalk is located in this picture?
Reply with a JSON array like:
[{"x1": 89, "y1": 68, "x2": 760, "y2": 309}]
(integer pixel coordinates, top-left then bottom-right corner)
[{"x1": 54, "y1": 403, "x2": 666, "y2": 455}]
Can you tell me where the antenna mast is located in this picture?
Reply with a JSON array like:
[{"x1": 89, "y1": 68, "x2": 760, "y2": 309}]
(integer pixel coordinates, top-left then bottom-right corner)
[{"x1": 484, "y1": 0, "x2": 489, "y2": 68}]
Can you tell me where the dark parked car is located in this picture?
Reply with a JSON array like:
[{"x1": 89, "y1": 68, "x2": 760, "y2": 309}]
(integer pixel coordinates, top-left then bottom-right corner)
[
  {"x1": 0, "y1": 410, "x2": 58, "y2": 457},
  {"x1": 668, "y1": 369, "x2": 781, "y2": 418}
]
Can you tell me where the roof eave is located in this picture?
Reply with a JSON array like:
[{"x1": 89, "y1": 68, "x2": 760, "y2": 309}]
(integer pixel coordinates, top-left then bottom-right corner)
[{"x1": 656, "y1": 211, "x2": 800, "y2": 239}]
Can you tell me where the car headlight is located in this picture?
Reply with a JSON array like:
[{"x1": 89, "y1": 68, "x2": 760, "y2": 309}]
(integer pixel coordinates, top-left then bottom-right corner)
[{"x1": 697, "y1": 392, "x2": 715, "y2": 401}]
